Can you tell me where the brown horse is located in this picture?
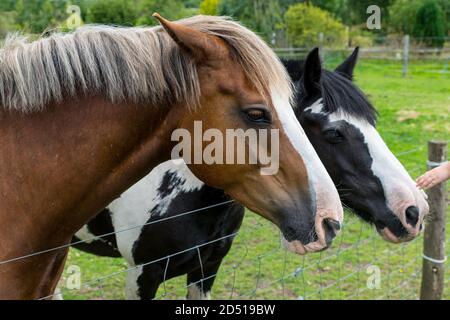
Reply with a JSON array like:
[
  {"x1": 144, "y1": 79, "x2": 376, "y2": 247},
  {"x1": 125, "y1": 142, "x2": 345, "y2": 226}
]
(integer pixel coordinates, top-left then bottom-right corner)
[{"x1": 0, "y1": 15, "x2": 342, "y2": 299}]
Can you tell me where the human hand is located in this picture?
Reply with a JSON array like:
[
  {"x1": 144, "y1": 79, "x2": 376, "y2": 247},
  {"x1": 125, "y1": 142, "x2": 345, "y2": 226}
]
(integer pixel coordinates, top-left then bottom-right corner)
[{"x1": 416, "y1": 162, "x2": 450, "y2": 190}]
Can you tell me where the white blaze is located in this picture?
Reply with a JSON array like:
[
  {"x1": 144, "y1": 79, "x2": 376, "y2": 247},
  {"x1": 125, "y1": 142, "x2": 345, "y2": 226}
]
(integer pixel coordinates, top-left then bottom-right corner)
[
  {"x1": 270, "y1": 89, "x2": 343, "y2": 218},
  {"x1": 314, "y1": 104, "x2": 429, "y2": 224}
]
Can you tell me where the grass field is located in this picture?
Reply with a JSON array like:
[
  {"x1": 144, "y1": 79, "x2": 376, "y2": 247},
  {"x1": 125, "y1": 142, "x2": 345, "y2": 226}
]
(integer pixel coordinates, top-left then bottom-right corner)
[{"x1": 61, "y1": 58, "x2": 449, "y2": 300}]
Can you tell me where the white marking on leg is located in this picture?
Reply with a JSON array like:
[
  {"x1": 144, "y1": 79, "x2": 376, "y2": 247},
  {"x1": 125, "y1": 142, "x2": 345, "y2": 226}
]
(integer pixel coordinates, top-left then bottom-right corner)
[
  {"x1": 187, "y1": 283, "x2": 211, "y2": 300},
  {"x1": 125, "y1": 265, "x2": 144, "y2": 300}
]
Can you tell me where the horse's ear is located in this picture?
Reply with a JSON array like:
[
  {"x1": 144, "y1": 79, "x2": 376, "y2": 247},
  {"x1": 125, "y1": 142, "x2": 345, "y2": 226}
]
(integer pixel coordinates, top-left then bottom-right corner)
[
  {"x1": 153, "y1": 13, "x2": 227, "y2": 64},
  {"x1": 335, "y1": 47, "x2": 359, "y2": 80},
  {"x1": 302, "y1": 47, "x2": 322, "y2": 96}
]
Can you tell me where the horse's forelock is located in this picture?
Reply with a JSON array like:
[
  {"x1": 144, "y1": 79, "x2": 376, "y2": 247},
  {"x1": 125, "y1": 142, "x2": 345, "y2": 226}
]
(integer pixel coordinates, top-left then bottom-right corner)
[{"x1": 320, "y1": 70, "x2": 378, "y2": 125}]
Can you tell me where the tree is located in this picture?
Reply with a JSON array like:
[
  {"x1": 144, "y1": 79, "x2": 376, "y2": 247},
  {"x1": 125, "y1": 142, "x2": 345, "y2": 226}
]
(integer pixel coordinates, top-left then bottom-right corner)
[
  {"x1": 0, "y1": 11, "x2": 16, "y2": 37},
  {"x1": 199, "y1": 0, "x2": 219, "y2": 15},
  {"x1": 15, "y1": 0, "x2": 57, "y2": 33},
  {"x1": 413, "y1": 0, "x2": 446, "y2": 47},
  {"x1": 218, "y1": 0, "x2": 285, "y2": 43},
  {"x1": 308, "y1": 0, "x2": 348, "y2": 22},
  {"x1": 0, "y1": 0, "x2": 16, "y2": 12},
  {"x1": 217, "y1": 0, "x2": 351, "y2": 44},
  {"x1": 135, "y1": 0, "x2": 195, "y2": 26},
  {"x1": 184, "y1": 0, "x2": 202, "y2": 8},
  {"x1": 388, "y1": 0, "x2": 448, "y2": 35},
  {"x1": 86, "y1": 0, "x2": 137, "y2": 26},
  {"x1": 345, "y1": 0, "x2": 392, "y2": 26},
  {"x1": 285, "y1": 3, "x2": 348, "y2": 48},
  {"x1": 388, "y1": 0, "x2": 423, "y2": 34},
  {"x1": 8, "y1": 0, "x2": 88, "y2": 34},
  {"x1": 436, "y1": 0, "x2": 449, "y2": 30}
]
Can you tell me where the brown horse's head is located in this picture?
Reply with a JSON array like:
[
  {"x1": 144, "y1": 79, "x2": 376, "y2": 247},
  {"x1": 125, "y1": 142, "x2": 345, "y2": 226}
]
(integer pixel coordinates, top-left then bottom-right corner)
[{"x1": 155, "y1": 14, "x2": 343, "y2": 254}]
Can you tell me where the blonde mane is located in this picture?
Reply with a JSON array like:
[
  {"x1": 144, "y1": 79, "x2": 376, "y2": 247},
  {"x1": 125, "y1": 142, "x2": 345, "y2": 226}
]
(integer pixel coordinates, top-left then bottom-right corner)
[{"x1": 0, "y1": 15, "x2": 292, "y2": 112}]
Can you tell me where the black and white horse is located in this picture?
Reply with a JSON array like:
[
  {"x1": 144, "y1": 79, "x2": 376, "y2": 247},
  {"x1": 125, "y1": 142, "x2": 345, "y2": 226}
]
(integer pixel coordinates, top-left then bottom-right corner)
[
  {"x1": 73, "y1": 161, "x2": 242, "y2": 300},
  {"x1": 295, "y1": 48, "x2": 427, "y2": 241},
  {"x1": 72, "y1": 48, "x2": 428, "y2": 299}
]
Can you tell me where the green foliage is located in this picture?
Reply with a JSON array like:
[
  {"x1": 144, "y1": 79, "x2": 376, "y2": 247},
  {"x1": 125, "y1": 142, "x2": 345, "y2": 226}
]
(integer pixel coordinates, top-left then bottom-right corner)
[
  {"x1": 184, "y1": 0, "x2": 202, "y2": 8},
  {"x1": 388, "y1": 0, "x2": 448, "y2": 35},
  {"x1": 14, "y1": 0, "x2": 59, "y2": 33},
  {"x1": 135, "y1": 0, "x2": 195, "y2": 26},
  {"x1": 291, "y1": 0, "x2": 392, "y2": 27},
  {"x1": 0, "y1": 11, "x2": 16, "y2": 37},
  {"x1": 199, "y1": 0, "x2": 219, "y2": 15},
  {"x1": 285, "y1": 3, "x2": 348, "y2": 48},
  {"x1": 309, "y1": 0, "x2": 348, "y2": 22},
  {"x1": 275, "y1": 0, "x2": 350, "y2": 26},
  {"x1": 348, "y1": 29, "x2": 374, "y2": 47},
  {"x1": 388, "y1": 0, "x2": 423, "y2": 34},
  {"x1": 345, "y1": 0, "x2": 393, "y2": 26},
  {"x1": 86, "y1": 0, "x2": 136, "y2": 26},
  {"x1": 217, "y1": 0, "x2": 351, "y2": 45},
  {"x1": 435, "y1": 0, "x2": 449, "y2": 30},
  {"x1": 413, "y1": 0, "x2": 446, "y2": 47},
  {"x1": 3, "y1": 0, "x2": 448, "y2": 49},
  {"x1": 0, "y1": 0, "x2": 16, "y2": 12},
  {"x1": 2, "y1": 0, "x2": 88, "y2": 34},
  {"x1": 218, "y1": 0, "x2": 285, "y2": 42}
]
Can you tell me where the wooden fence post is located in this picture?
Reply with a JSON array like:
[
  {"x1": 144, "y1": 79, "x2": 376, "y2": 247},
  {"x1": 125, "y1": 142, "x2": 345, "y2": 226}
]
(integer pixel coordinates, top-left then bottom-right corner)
[
  {"x1": 402, "y1": 35, "x2": 409, "y2": 78},
  {"x1": 420, "y1": 140, "x2": 447, "y2": 300}
]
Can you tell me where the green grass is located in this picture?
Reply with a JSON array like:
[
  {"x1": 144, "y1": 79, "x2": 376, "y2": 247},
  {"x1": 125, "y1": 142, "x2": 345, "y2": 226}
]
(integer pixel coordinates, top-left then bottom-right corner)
[{"x1": 61, "y1": 59, "x2": 449, "y2": 300}]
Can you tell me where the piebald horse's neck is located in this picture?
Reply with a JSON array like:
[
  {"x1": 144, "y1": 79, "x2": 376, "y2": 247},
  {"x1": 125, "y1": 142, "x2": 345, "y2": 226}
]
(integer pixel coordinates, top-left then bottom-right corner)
[{"x1": 0, "y1": 96, "x2": 179, "y2": 298}]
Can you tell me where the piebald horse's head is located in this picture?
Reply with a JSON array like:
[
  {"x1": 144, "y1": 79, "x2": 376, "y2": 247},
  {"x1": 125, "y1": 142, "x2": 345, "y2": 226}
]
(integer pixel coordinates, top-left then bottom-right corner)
[
  {"x1": 293, "y1": 48, "x2": 428, "y2": 243},
  {"x1": 155, "y1": 15, "x2": 343, "y2": 254}
]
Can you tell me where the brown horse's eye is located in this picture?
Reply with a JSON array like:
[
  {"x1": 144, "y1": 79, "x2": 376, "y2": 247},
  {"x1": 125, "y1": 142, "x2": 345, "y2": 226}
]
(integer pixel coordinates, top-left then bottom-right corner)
[{"x1": 245, "y1": 108, "x2": 270, "y2": 124}]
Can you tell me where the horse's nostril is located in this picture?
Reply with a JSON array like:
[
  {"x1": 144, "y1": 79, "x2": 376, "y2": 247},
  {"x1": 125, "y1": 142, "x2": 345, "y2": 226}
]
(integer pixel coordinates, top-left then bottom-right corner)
[
  {"x1": 328, "y1": 219, "x2": 341, "y2": 231},
  {"x1": 322, "y1": 218, "x2": 341, "y2": 245},
  {"x1": 405, "y1": 206, "x2": 420, "y2": 227}
]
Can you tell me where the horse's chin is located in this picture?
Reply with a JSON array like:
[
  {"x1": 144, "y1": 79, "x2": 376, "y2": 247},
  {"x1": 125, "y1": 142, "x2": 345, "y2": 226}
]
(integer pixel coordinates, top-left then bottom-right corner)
[
  {"x1": 281, "y1": 236, "x2": 328, "y2": 255},
  {"x1": 375, "y1": 226, "x2": 416, "y2": 243}
]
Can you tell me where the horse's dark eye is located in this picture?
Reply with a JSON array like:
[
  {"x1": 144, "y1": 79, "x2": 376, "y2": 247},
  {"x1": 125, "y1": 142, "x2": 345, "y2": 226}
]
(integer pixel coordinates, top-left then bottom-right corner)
[
  {"x1": 323, "y1": 128, "x2": 344, "y2": 143},
  {"x1": 245, "y1": 108, "x2": 270, "y2": 123}
]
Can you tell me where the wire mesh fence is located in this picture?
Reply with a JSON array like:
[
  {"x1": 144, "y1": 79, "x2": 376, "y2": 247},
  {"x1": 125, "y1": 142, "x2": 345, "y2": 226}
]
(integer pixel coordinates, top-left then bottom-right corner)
[
  {"x1": 274, "y1": 36, "x2": 450, "y2": 80},
  {"x1": 19, "y1": 143, "x2": 442, "y2": 300},
  {"x1": 274, "y1": 35, "x2": 450, "y2": 59}
]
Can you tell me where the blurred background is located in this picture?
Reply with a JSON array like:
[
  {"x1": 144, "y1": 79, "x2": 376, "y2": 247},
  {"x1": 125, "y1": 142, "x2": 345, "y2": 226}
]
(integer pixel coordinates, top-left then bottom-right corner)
[{"x1": 0, "y1": 0, "x2": 449, "y2": 54}]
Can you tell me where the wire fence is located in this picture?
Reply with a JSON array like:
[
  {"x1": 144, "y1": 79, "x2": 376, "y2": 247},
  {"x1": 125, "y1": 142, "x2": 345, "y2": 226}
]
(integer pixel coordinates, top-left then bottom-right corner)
[
  {"x1": 274, "y1": 35, "x2": 450, "y2": 79},
  {"x1": 0, "y1": 142, "x2": 445, "y2": 300},
  {"x1": 274, "y1": 35, "x2": 450, "y2": 58}
]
